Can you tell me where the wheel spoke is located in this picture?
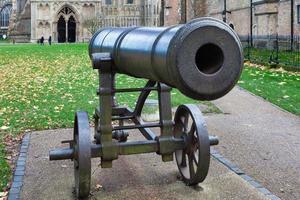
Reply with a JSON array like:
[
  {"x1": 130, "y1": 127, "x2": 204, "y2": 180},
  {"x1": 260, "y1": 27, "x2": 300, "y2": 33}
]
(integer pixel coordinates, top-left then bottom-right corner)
[
  {"x1": 192, "y1": 153, "x2": 198, "y2": 165},
  {"x1": 180, "y1": 116, "x2": 185, "y2": 128},
  {"x1": 188, "y1": 155, "x2": 195, "y2": 178},
  {"x1": 188, "y1": 122, "x2": 195, "y2": 135},
  {"x1": 184, "y1": 114, "x2": 189, "y2": 132},
  {"x1": 181, "y1": 150, "x2": 187, "y2": 167}
]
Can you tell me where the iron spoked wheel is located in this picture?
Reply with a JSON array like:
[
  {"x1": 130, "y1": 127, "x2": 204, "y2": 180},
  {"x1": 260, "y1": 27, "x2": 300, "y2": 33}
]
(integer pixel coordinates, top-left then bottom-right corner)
[
  {"x1": 174, "y1": 104, "x2": 210, "y2": 186},
  {"x1": 74, "y1": 111, "x2": 91, "y2": 199}
]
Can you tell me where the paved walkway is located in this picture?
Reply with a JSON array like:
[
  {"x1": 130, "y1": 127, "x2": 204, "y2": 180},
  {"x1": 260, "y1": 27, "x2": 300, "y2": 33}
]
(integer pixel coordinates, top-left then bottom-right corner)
[
  {"x1": 13, "y1": 86, "x2": 299, "y2": 199},
  {"x1": 206, "y1": 87, "x2": 300, "y2": 200},
  {"x1": 18, "y1": 129, "x2": 269, "y2": 200}
]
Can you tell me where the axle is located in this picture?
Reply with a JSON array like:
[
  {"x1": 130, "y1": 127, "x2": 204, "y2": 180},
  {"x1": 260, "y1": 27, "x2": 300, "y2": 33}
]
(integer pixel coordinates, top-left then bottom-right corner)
[{"x1": 49, "y1": 136, "x2": 219, "y2": 161}]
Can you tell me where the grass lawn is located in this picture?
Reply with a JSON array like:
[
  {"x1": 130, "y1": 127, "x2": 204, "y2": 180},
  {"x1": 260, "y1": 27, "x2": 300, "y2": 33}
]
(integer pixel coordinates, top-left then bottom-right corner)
[
  {"x1": 0, "y1": 39, "x2": 10, "y2": 44},
  {"x1": 0, "y1": 43, "x2": 219, "y2": 191},
  {"x1": 0, "y1": 142, "x2": 10, "y2": 190},
  {"x1": 1, "y1": 44, "x2": 298, "y2": 192},
  {"x1": 238, "y1": 65, "x2": 300, "y2": 116}
]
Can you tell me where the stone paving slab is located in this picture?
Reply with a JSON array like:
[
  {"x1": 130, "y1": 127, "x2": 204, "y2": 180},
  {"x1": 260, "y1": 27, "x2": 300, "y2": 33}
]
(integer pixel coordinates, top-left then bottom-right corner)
[
  {"x1": 207, "y1": 87, "x2": 300, "y2": 200},
  {"x1": 19, "y1": 129, "x2": 270, "y2": 200}
]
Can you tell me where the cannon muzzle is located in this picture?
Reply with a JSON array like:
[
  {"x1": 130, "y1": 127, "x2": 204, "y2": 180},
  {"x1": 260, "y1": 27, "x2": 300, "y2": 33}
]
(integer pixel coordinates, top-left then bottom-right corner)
[{"x1": 89, "y1": 17, "x2": 243, "y2": 100}]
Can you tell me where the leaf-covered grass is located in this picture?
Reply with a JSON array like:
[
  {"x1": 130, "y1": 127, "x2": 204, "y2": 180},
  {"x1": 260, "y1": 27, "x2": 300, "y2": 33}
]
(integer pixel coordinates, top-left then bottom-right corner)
[
  {"x1": 0, "y1": 44, "x2": 97, "y2": 134},
  {"x1": 0, "y1": 141, "x2": 10, "y2": 190},
  {"x1": 0, "y1": 43, "x2": 218, "y2": 135},
  {"x1": 0, "y1": 43, "x2": 219, "y2": 191},
  {"x1": 239, "y1": 66, "x2": 300, "y2": 116}
]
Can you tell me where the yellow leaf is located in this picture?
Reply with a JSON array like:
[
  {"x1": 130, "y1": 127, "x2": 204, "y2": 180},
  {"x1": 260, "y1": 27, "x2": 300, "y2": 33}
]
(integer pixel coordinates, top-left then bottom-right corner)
[
  {"x1": 278, "y1": 82, "x2": 286, "y2": 85},
  {"x1": 0, "y1": 126, "x2": 9, "y2": 130}
]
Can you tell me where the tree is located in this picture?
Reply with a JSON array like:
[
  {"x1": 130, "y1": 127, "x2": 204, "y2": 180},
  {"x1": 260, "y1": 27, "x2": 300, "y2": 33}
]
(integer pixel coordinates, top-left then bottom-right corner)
[{"x1": 83, "y1": 16, "x2": 104, "y2": 35}]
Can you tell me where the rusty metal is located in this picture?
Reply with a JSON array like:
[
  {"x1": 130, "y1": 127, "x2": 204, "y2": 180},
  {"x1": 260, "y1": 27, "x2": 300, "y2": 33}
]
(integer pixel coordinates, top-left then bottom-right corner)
[{"x1": 49, "y1": 17, "x2": 244, "y2": 199}]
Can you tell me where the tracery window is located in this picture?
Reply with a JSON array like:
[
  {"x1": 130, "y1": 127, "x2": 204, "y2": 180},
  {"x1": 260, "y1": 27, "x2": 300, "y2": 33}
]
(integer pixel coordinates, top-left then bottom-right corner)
[
  {"x1": 0, "y1": 0, "x2": 11, "y2": 8},
  {"x1": 298, "y1": 5, "x2": 300, "y2": 24},
  {"x1": 0, "y1": 4, "x2": 12, "y2": 27},
  {"x1": 58, "y1": 7, "x2": 75, "y2": 16},
  {"x1": 105, "y1": 0, "x2": 112, "y2": 5}
]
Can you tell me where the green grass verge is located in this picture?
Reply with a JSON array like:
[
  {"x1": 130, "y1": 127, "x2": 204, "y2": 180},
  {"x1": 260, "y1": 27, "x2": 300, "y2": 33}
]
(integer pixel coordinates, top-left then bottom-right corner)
[
  {"x1": 0, "y1": 43, "x2": 218, "y2": 135},
  {"x1": 245, "y1": 47, "x2": 300, "y2": 71},
  {"x1": 0, "y1": 43, "x2": 219, "y2": 191},
  {"x1": 0, "y1": 141, "x2": 10, "y2": 191},
  {"x1": 239, "y1": 66, "x2": 300, "y2": 116},
  {"x1": 0, "y1": 39, "x2": 10, "y2": 44}
]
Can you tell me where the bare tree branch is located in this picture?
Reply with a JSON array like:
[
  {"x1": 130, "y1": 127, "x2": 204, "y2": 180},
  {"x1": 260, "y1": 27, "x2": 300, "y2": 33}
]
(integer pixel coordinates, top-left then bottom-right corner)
[{"x1": 83, "y1": 16, "x2": 104, "y2": 35}]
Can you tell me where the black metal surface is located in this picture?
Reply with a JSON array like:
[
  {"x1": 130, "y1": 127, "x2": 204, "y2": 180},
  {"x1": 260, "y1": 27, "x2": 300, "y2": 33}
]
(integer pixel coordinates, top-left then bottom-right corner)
[
  {"x1": 49, "y1": 148, "x2": 74, "y2": 161},
  {"x1": 133, "y1": 80, "x2": 156, "y2": 116},
  {"x1": 174, "y1": 104, "x2": 210, "y2": 185},
  {"x1": 209, "y1": 136, "x2": 219, "y2": 146},
  {"x1": 112, "y1": 130, "x2": 129, "y2": 142},
  {"x1": 73, "y1": 111, "x2": 91, "y2": 198},
  {"x1": 132, "y1": 116, "x2": 157, "y2": 141},
  {"x1": 157, "y1": 83, "x2": 174, "y2": 161},
  {"x1": 89, "y1": 17, "x2": 243, "y2": 100},
  {"x1": 50, "y1": 138, "x2": 186, "y2": 160},
  {"x1": 113, "y1": 123, "x2": 161, "y2": 131},
  {"x1": 46, "y1": 20, "x2": 243, "y2": 198},
  {"x1": 114, "y1": 87, "x2": 158, "y2": 93}
]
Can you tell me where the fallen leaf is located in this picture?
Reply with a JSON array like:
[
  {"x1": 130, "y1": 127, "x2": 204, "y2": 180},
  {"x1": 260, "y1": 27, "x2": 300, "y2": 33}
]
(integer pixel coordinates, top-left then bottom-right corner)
[
  {"x1": 278, "y1": 82, "x2": 286, "y2": 85},
  {"x1": 5, "y1": 156, "x2": 12, "y2": 160},
  {"x1": 95, "y1": 184, "x2": 102, "y2": 190},
  {"x1": 0, "y1": 191, "x2": 8, "y2": 197},
  {"x1": 0, "y1": 126, "x2": 9, "y2": 130}
]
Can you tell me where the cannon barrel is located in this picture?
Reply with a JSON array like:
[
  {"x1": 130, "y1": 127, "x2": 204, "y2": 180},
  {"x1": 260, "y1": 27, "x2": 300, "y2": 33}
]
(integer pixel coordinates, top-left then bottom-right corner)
[{"x1": 89, "y1": 17, "x2": 243, "y2": 100}]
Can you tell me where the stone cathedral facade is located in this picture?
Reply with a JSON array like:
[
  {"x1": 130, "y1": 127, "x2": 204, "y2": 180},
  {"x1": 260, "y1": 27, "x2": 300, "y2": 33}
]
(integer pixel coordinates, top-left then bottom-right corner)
[
  {"x1": 2, "y1": 0, "x2": 160, "y2": 43},
  {"x1": 164, "y1": 0, "x2": 300, "y2": 38}
]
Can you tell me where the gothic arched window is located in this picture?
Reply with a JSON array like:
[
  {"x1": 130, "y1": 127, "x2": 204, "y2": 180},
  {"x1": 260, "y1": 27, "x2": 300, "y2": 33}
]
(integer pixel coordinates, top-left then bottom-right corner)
[
  {"x1": 0, "y1": 4, "x2": 12, "y2": 27},
  {"x1": 0, "y1": 0, "x2": 10, "y2": 8}
]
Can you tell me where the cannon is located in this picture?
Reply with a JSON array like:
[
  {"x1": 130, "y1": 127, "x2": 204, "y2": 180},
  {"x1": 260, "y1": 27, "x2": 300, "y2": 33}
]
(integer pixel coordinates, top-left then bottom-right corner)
[{"x1": 49, "y1": 17, "x2": 243, "y2": 199}]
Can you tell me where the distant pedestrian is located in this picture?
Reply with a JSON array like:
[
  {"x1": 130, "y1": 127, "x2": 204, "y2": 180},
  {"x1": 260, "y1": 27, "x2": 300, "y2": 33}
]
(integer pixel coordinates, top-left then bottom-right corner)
[
  {"x1": 40, "y1": 36, "x2": 44, "y2": 45},
  {"x1": 48, "y1": 36, "x2": 52, "y2": 45}
]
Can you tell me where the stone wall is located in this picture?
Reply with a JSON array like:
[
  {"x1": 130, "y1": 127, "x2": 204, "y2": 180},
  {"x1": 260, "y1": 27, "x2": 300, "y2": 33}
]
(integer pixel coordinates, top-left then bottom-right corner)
[
  {"x1": 0, "y1": 0, "x2": 12, "y2": 36},
  {"x1": 164, "y1": 0, "x2": 180, "y2": 25},
  {"x1": 281, "y1": 0, "x2": 300, "y2": 36},
  {"x1": 8, "y1": 0, "x2": 30, "y2": 42},
  {"x1": 9, "y1": 0, "x2": 161, "y2": 43},
  {"x1": 164, "y1": 0, "x2": 208, "y2": 26},
  {"x1": 163, "y1": 0, "x2": 300, "y2": 42},
  {"x1": 9, "y1": 0, "x2": 300, "y2": 43},
  {"x1": 101, "y1": 0, "x2": 160, "y2": 27}
]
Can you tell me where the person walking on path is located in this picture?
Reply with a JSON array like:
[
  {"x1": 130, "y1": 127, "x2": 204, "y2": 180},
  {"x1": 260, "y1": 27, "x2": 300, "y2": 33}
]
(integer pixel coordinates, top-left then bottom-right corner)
[
  {"x1": 40, "y1": 36, "x2": 44, "y2": 45},
  {"x1": 48, "y1": 36, "x2": 52, "y2": 45}
]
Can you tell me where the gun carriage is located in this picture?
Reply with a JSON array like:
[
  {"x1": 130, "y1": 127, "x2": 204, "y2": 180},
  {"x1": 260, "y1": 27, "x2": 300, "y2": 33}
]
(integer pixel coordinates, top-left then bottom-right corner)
[{"x1": 49, "y1": 18, "x2": 243, "y2": 199}]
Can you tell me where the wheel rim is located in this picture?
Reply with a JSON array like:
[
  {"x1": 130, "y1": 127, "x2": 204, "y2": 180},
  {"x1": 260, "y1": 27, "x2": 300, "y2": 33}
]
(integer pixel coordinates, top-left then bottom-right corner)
[
  {"x1": 74, "y1": 111, "x2": 91, "y2": 198},
  {"x1": 174, "y1": 104, "x2": 210, "y2": 185}
]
